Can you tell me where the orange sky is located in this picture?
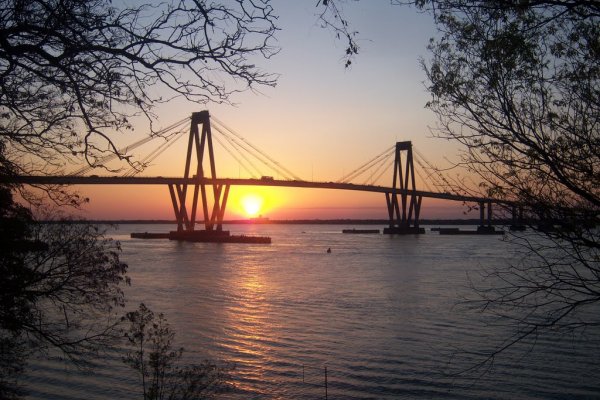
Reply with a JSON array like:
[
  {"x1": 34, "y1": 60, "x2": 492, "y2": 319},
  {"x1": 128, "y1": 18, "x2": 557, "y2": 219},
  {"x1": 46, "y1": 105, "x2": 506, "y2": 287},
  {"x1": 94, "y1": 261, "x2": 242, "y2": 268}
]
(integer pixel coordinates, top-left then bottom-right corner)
[{"x1": 70, "y1": 184, "x2": 471, "y2": 221}]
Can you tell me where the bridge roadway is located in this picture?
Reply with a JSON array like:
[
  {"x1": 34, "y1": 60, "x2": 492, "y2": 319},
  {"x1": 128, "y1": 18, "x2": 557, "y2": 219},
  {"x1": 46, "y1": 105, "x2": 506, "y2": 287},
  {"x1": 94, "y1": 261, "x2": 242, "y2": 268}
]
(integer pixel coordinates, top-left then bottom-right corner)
[{"x1": 13, "y1": 175, "x2": 505, "y2": 205}]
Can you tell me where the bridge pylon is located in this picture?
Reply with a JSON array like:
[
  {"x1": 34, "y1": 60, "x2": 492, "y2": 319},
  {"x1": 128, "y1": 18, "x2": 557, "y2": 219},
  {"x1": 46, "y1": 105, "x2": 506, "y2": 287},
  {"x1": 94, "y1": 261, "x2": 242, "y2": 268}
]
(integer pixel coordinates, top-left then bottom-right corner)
[
  {"x1": 168, "y1": 110, "x2": 230, "y2": 233},
  {"x1": 383, "y1": 141, "x2": 425, "y2": 234}
]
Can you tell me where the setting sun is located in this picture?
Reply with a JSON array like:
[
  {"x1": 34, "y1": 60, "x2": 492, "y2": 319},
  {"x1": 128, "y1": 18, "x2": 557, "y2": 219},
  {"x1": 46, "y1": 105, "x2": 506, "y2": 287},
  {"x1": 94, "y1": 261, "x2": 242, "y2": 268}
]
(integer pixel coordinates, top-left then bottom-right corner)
[{"x1": 240, "y1": 194, "x2": 263, "y2": 217}]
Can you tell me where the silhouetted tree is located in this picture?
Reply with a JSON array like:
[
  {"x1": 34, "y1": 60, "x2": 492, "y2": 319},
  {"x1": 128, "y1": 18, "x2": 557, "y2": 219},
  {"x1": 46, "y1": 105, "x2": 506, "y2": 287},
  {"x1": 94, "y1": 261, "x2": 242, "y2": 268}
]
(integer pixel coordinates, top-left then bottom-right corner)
[
  {"x1": 0, "y1": 1, "x2": 330, "y2": 396},
  {"x1": 320, "y1": 0, "x2": 599, "y2": 367},
  {"x1": 0, "y1": 162, "x2": 31, "y2": 398},
  {"x1": 0, "y1": 0, "x2": 275, "y2": 392},
  {"x1": 0, "y1": 0, "x2": 278, "y2": 174},
  {"x1": 123, "y1": 303, "x2": 231, "y2": 400},
  {"x1": 316, "y1": 0, "x2": 359, "y2": 68},
  {"x1": 0, "y1": 182, "x2": 128, "y2": 397},
  {"x1": 414, "y1": 0, "x2": 600, "y2": 365}
]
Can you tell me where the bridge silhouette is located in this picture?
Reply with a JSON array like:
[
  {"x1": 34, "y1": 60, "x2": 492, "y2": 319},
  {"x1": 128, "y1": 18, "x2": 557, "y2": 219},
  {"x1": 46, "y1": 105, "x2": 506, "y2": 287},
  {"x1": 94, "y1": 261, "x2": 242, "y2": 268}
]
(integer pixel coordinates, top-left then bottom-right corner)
[{"x1": 14, "y1": 111, "x2": 521, "y2": 239}]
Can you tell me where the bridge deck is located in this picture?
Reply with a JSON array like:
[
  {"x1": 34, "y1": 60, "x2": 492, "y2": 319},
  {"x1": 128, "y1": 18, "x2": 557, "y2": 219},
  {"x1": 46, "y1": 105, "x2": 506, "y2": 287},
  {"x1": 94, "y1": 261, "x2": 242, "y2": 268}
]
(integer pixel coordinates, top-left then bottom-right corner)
[{"x1": 11, "y1": 175, "x2": 509, "y2": 205}]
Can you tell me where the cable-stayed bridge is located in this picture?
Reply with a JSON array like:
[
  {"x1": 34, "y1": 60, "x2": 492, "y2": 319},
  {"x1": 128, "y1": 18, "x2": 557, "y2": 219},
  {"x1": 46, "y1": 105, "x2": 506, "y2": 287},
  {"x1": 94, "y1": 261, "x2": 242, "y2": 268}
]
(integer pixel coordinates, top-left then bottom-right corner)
[{"x1": 13, "y1": 111, "x2": 522, "y2": 238}]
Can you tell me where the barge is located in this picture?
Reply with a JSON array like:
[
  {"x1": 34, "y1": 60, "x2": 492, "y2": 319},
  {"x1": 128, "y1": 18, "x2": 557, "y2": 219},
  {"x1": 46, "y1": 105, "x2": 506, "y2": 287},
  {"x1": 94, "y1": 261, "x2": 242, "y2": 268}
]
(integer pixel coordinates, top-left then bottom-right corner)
[
  {"x1": 131, "y1": 230, "x2": 271, "y2": 243},
  {"x1": 436, "y1": 227, "x2": 504, "y2": 235}
]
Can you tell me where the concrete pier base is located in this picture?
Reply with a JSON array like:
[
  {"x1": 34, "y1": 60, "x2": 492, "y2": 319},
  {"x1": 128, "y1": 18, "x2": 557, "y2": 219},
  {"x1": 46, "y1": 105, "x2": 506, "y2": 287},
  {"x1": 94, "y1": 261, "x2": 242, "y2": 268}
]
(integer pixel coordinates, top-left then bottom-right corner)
[
  {"x1": 383, "y1": 226, "x2": 426, "y2": 234},
  {"x1": 476, "y1": 226, "x2": 503, "y2": 235}
]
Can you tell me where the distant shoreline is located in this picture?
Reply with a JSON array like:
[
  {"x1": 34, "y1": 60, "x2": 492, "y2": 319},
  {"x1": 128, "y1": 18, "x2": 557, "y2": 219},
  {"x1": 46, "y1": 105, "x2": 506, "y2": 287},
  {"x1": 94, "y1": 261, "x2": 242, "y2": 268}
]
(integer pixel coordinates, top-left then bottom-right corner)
[{"x1": 45, "y1": 218, "x2": 498, "y2": 226}]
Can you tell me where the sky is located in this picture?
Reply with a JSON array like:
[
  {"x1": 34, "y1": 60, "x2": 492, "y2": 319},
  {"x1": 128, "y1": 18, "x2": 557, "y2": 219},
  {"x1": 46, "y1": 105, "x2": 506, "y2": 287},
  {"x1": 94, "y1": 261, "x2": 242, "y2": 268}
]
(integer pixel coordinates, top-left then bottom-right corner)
[{"x1": 68, "y1": 1, "x2": 472, "y2": 221}]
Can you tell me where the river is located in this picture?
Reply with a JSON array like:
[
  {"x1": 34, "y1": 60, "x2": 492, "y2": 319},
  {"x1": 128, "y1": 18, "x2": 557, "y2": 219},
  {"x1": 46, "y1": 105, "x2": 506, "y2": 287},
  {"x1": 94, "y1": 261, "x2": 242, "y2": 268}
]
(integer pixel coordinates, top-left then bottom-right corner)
[{"x1": 22, "y1": 223, "x2": 600, "y2": 399}]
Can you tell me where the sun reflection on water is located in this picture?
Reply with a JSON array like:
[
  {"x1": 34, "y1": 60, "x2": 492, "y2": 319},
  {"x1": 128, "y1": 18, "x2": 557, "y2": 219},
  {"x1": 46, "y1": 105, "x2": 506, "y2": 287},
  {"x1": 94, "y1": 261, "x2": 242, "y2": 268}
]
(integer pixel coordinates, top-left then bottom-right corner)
[{"x1": 221, "y1": 262, "x2": 280, "y2": 396}]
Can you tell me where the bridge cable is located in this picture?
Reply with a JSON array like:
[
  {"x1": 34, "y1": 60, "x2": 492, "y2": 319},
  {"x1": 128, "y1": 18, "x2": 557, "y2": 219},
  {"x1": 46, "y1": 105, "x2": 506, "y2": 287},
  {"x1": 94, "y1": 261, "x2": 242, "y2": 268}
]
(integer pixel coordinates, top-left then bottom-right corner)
[
  {"x1": 211, "y1": 121, "x2": 292, "y2": 180},
  {"x1": 362, "y1": 151, "x2": 394, "y2": 186},
  {"x1": 371, "y1": 157, "x2": 395, "y2": 186},
  {"x1": 122, "y1": 127, "x2": 188, "y2": 177},
  {"x1": 211, "y1": 116, "x2": 302, "y2": 181},
  {"x1": 211, "y1": 126, "x2": 272, "y2": 178},
  {"x1": 413, "y1": 156, "x2": 444, "y2": 192},
  {"x1": 76, "y1": 117, "x2": 190, "y2": 175},
  {"x1": 211, "y1": 117, "x2": 293, "y2": 179},
  {"x1": 413, "y1": 148, "x2": 457, "y2": 193},
  {"x1": 211, "y1": 123, "x2": 296, "y2": 181},
  {"x1": 413, "y1": 159, "x2": 435, "y2": 192},
  {"x1": 72, "y1": 116, "x2": 190, "y2": 175},
  {"x1": 342, "y1": 151, "x2": 391, "y2": 184},
  {"x1": 338, "y1": 151, "x2": 391, "y2": 184},
  {"x1": 123, "y1": 129, "x2": 186, "y2": 176},
  {"x1": 337, "y1": 145, "x2": 395, "y2": 183},
  {"x1": 211, "y1": 133, "x2": 262, "y2": 178},
  {"x1": 416, "y1": 150, "x2": 472, "y2": 196}
]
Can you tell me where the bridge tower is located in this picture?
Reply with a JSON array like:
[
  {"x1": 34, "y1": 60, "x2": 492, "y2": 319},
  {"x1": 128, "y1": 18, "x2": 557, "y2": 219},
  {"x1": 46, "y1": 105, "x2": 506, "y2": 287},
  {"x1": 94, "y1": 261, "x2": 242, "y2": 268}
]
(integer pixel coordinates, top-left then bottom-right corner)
[
  {"x1": 168, "y1": 111, "x2": 230, "y2": 234},
  {"x1": 383, "y1": 141, "x2": 425, "y2": 234}
]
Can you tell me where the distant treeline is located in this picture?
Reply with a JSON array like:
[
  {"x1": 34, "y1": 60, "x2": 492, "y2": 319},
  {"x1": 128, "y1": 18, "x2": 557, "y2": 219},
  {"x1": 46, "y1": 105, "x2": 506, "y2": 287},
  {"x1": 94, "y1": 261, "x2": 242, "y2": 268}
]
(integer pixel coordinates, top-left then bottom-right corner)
[{"x1": 40, "y1": 218, "x2": 500, "y2": 225}]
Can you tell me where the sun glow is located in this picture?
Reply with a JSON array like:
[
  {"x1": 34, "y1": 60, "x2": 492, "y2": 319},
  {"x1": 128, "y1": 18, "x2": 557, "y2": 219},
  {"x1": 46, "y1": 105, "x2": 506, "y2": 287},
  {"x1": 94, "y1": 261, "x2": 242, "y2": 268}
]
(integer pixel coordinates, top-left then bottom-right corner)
[{"x1": 240, "y1": 194, "x2": 263, "y2": 217}]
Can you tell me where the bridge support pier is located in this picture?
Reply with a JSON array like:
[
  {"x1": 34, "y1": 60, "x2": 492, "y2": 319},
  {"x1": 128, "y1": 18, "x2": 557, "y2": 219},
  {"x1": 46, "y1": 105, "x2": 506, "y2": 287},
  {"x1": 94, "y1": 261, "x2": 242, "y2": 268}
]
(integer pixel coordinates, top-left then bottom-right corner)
[
  {"x1": 168, "y1": 182, "x2": 230, "y2": 233},
  {"x1": 477, "y1": 201, "x2": 499, "y2": 234},
  {"x1": 169, "y1": 111, "x2": 230, "y2": 236},
  {"x1": 510, "y1": 205, "x2": 526, "y2": 231},
  {"x1": 383, "y1": 142, "x2": 425, "y2": 235}
]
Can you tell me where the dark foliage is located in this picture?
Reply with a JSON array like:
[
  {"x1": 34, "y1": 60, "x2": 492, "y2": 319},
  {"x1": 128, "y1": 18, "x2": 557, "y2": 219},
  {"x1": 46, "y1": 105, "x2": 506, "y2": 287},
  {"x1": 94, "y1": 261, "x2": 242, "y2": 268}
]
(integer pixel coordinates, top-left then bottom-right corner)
[
  {"x1": 123, "y1": 303, "x2": 232, "y2": 400},
  {"x1": 0, "y1": 0, "x2": 278, "y2": 173},
  {"x1": 415, "y1": 0, "x2": 600, "y2": 365},
  {"x1": 0, "y1": 184, "x2": 129, "y2": 396}
]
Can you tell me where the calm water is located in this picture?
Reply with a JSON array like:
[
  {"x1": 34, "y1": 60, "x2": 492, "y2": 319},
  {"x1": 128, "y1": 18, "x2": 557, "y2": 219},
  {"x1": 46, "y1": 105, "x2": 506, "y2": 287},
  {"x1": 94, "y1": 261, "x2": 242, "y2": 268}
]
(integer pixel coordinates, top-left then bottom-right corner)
[{"x1": 23, "y1": 224, "x2": 600, "y2": 399}]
